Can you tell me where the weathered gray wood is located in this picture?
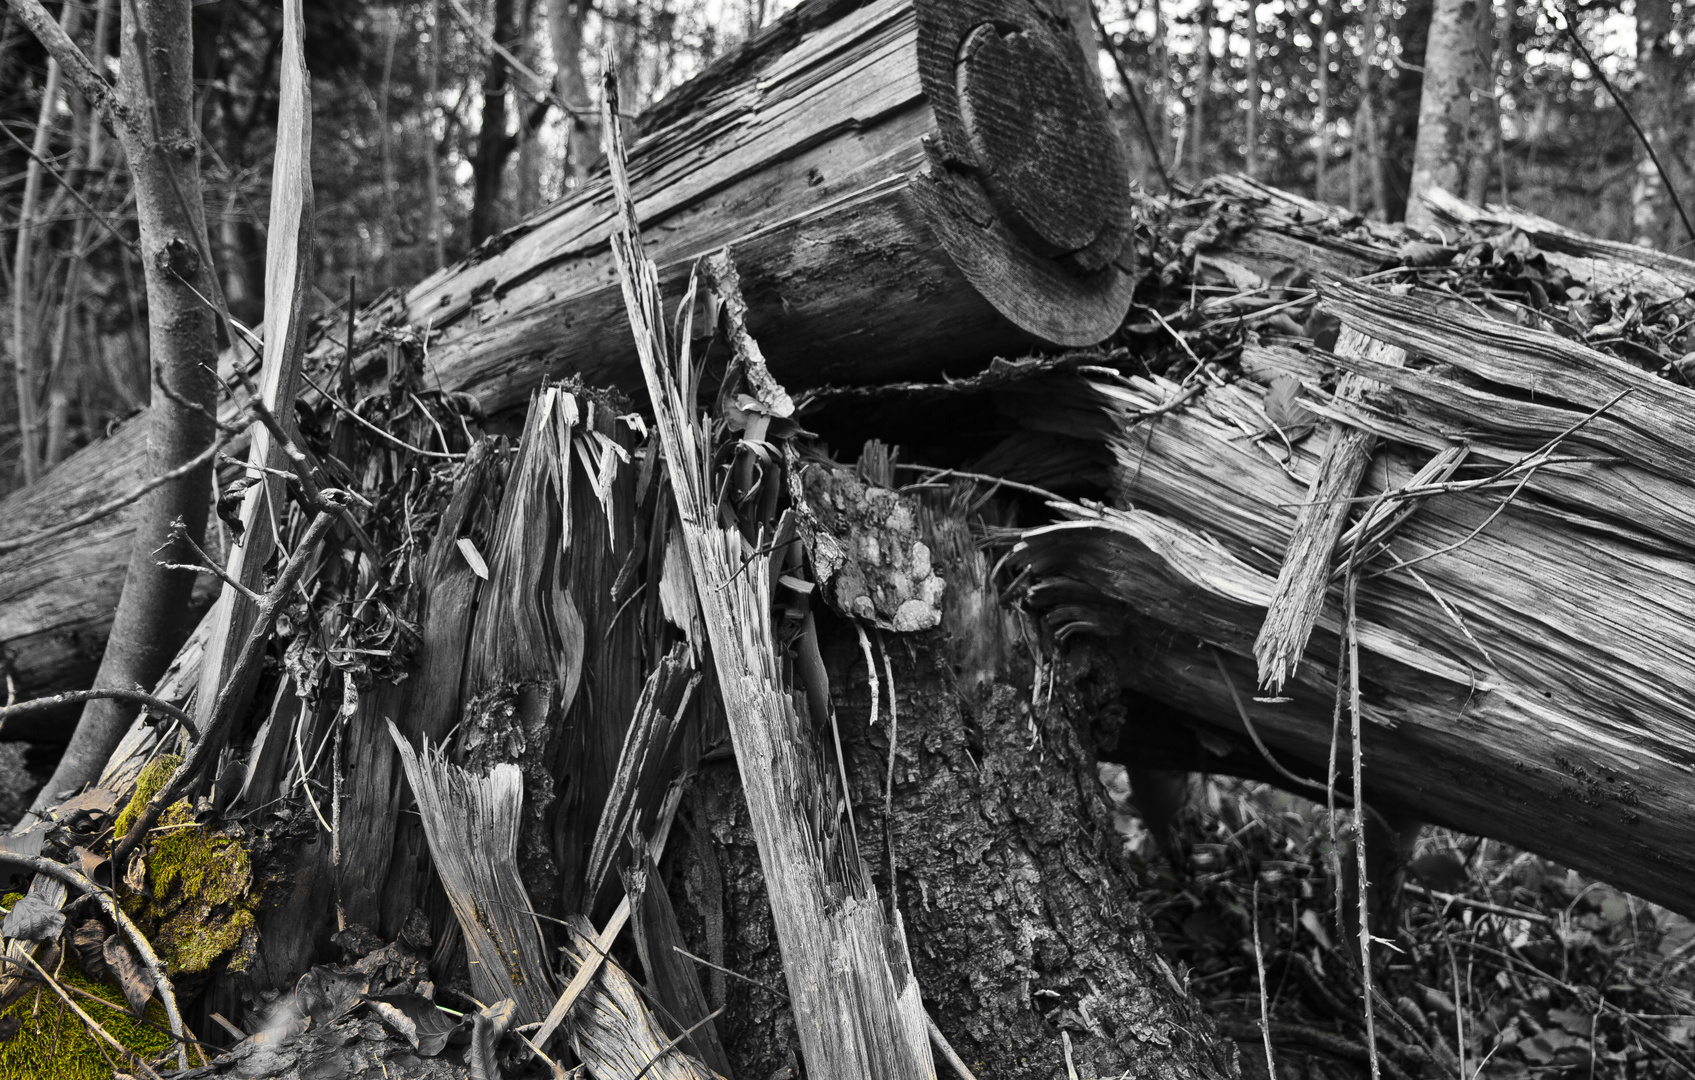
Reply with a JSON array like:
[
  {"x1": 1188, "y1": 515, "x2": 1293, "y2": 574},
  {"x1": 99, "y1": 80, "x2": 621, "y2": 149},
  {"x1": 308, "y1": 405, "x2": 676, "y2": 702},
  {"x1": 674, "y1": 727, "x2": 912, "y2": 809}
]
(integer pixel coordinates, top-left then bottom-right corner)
[
  {"x1": 0, "y1": 0, "x2": 1135, "y2": 717},
  {"x1": 1255, "y1": 329, "x2": 1405, "y2": 691},
  {"x1": 1011, "y1": 344, "x2": 1695, "y2": 917},
  {"x1": 390, "y1": 728, "x2": 558, "y2": 1023},
  {"x1": 193, "y1": 0, "x2": 314, "y2": 739},
  {"x1": 1419, "y1": 185, "x2": 1695, "y2": 300},
  {"x1": 618, "y1": 136, "x2": 934, "y2": 1071}
]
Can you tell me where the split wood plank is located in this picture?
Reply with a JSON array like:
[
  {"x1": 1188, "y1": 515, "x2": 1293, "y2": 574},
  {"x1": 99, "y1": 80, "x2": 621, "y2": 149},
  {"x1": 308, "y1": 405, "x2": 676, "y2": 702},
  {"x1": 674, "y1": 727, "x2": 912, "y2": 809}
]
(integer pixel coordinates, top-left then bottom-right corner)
[{"x1": 1255, "y1": 328, "x2": 1405, "y2": 691}]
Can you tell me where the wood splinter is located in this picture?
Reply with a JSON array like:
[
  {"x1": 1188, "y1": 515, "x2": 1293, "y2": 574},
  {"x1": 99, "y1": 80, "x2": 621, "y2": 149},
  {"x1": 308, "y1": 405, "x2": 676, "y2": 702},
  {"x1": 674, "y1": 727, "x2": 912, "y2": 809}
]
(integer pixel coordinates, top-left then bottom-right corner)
[{"x1": 1254, "y1": 326, "x2": 1406, "y2": 692}]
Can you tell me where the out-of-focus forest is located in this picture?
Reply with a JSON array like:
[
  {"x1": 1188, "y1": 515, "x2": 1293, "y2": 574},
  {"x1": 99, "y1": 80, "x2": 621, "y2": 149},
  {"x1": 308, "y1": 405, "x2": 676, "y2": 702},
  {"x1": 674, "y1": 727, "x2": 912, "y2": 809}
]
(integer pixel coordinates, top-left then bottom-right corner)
[{"x1": 0, "y1": 0, "x2": 1686, "y2": 489}]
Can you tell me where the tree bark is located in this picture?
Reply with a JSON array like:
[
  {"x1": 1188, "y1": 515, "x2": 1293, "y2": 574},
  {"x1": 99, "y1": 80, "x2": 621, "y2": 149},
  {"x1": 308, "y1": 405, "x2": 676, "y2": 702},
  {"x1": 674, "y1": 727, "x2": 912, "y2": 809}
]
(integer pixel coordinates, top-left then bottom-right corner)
[
  {"x1": 1461, "y1": 0, "x2": 1498, "y2": 206},
  {"x1": 1314, "y1": 0, "x2": 1330, "y2": 201},
  {"x1": 469, "y1": 0, "x2": 518, "y2": 245},
  {"x1": 0, "y1": 0, "x2": 1141, "y2": 717},
  {"x1": 1405, "y1": 0, "x2": 1489, "y2": 230},
  {"x1": 16, "y1": 0, "x2": 221, "y2": 811},
  {"x1": 1189, "y1": 0, "x2": 1212, "y2": 176},
  {"x1": 1631, "y1": 0, "x2": 1679, "y2": 249},
  {"x1": 546, "y1": 0, "x2": 595, "y2": 183},
  {"x1": 1245, "y1": 0, "x2": 1259, "y2": 178},
  {"x1": 425, "y1": 0, "x2": 448, "y2": 268},
  {"x1": 672, "y1": 554, "x2": 1240, "y2": 1080}
]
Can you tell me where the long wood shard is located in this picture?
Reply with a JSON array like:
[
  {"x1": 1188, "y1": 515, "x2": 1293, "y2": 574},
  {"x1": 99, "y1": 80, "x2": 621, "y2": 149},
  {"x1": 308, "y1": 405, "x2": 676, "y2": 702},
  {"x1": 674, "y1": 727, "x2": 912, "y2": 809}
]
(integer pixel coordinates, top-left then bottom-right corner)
[
  {"x1": 606, "y1": 87, "x2": 933, "y2": 1076},
  {"x1": 1255, "y1": 328, "x2": 1405, "y2": 691}
]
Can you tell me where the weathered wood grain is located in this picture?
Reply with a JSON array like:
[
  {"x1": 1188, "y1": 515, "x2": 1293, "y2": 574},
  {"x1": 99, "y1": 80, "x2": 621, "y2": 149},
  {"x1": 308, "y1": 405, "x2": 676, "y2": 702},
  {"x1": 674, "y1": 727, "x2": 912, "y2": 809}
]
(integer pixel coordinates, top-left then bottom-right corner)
[
  {"x1": 1013, "y1": 357, "x2": 1695, "y2": 916},
  {"x1": 0, "y1": 0, "x2": 1134, "y2": 715},
  {"x1": 1255, "y1": 328, "x2": 1405, "y2": 691}
]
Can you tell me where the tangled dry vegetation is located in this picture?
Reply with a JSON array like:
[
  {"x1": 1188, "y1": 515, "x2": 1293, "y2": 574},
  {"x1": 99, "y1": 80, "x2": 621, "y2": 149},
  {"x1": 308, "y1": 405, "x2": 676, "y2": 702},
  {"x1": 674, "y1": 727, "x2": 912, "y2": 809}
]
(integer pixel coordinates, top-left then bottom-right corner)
[
  {"x1": 1105, "y1": 769, "x2": 1695, "y2": 1080},
  {"x1": 5, "y1": 161, "x2": 1695, "y2": 1077}
]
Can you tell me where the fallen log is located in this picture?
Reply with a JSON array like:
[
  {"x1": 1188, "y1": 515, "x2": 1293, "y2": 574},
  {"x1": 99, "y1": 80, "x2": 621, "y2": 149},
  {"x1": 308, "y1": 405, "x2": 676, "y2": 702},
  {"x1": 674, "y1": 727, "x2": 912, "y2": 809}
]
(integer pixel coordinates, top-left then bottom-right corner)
[
  {"x1": 1009, "y1": 275, "x2": 1695, "y2": 915},
  {"x1": 0, "y1": 0, "x2": 1136, "y2": 719}
]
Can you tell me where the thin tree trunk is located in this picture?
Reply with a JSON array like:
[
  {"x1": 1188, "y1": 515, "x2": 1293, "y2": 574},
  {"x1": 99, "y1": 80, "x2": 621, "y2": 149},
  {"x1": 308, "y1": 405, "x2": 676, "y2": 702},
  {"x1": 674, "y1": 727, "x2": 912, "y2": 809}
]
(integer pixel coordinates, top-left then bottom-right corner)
[
  {"x1": 20, "y1": 0, "x2": 221, "y2": 812},
  {"x1": 1406, "y1": 0, "x2": 1482, "y2": 229},
  {"x1": 547, "y1": 0, "x2": 594, "y2": 183},
  {"x1": 469, "y1": 0, "x2": 517, "y2": 244},
  {"x1": 1153, "y1": 0, "x2": 1171, "y2": 163},
  {"x1": 1631, "y1": 0, "x2": 1676, "y2": 248},
  {"x1": 10, "y1": 0, "x2": 84, "y2": 485},
  {"x1": 425, "y1": 0, "x2": 447, "y2": 268},
  {"x1": 1355, "y1": 0, "x2": 1391, "y2": 219},
  {"x1": 1189, "y1": 0, "x2": 1212, "y2": 176},
  {"x1": 43, "y1": 0, "x2": 112, "y2": 471},
  {"x1": 1315, "y1": 0, "x2": 1330, "y2": 201},
  {"x1": 378, "y1": 6, "x2": 399, "y2": 289},
  {"x1": 1246, "y1": 0, "x2": 1259, "y2": 177},
  {"x1": 1462, "y1": 0, "x2": 1499, "y2": 205},
  {"x1": 513, "y1": 0, "x2": 543, "y2": 216}
]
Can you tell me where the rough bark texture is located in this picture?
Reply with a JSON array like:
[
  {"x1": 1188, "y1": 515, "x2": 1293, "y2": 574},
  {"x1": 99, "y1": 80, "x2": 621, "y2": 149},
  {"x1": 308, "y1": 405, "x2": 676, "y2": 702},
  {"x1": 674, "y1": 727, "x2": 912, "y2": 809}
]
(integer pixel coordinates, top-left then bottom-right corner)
[
  {"x1": 1630, "y1": 0, "x2": 1681, "y2": 249},
  {"x1": 1006, "y1": 275, "x2": 1695, "y2": 918},
  {"x1": 32, "y1": 0, "x2": 221, "y2": 809},
  {"x1": 545, "y1": 0, "x2": 595, "y2": 180},
  {"x1": 1405, "y1": 0, "x2": 1489, "y2": 230},
  {"x1": 469, "y1": 0, "x2": 517, "y2": 244},
  {"x1": 0, "y1": 0, "x2": 1139, "y2": 716},
  {"x1": 672, "y1": 622, "x2": 1240, "y2": 1080}
]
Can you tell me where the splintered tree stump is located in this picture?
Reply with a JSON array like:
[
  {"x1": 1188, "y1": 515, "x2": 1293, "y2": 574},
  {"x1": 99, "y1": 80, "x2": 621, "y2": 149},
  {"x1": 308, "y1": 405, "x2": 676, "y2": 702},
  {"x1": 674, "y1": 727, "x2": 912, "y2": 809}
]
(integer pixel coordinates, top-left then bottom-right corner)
[
  {"x1": 669, "y1": 599, "x2": 1236, "y2": 1080},
  {"x1": 0, "y1": 0, "x2": 1136, "y2": 719}
]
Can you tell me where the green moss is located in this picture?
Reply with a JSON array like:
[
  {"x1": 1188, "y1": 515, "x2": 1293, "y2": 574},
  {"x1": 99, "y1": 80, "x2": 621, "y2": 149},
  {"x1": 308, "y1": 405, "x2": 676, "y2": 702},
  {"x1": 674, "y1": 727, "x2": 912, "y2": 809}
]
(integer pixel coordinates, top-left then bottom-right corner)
[
  {"x1": 113, "y1": 754, "x2": 181, "y2": 839},
  {"x1": 0, "y1": 967, "x2": 200, "y2": 1078},
  {"x1": 121, "y1": 800, "x2": 261, "y2": 976}
]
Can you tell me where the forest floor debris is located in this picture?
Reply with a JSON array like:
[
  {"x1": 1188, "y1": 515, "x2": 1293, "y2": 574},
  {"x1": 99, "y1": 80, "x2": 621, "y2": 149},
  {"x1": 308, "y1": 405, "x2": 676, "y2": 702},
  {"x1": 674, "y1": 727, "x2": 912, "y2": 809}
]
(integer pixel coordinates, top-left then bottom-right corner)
[{"x1": 1103, "y1": 769, "x2": 1695, "y2": 1080}]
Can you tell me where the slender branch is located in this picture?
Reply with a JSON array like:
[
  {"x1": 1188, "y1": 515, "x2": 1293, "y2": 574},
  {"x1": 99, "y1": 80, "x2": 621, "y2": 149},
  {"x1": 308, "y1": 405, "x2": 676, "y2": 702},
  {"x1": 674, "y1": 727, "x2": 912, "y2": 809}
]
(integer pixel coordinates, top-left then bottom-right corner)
[
  {"x1": 0, "y1": 0, "x2": 134, "y2": 134},
  {"x1": 0, "y1": 433, "x2": 232, "y2": 555},
  {"x1": 0, "y1": 688, "x2": 194, "y2": 735},
  {"x1": 164, "y1": 522, "x2": 265, "y2": 605},
  {"x1": 0, "y1": 120, "x2": 138, "y2": 253},
  {"x1": 1561, "y1": 10, "x2": 1695, "y2": 244},
  {"x1": 109, "y1": 506, "x2": 340, "y2": 871},
  {"x1": 299, "y1": 371, "x2": 464, "y2": 460},
  {"x1": 1089, "y1": 0, "x2": 1173, "y2": 192},
  {"x1": 20, "y1": 951, "x2": 167, "y2": 1080},
  {"x1": 0, "y1": 852, "x2": 187, "y2": 1071}
]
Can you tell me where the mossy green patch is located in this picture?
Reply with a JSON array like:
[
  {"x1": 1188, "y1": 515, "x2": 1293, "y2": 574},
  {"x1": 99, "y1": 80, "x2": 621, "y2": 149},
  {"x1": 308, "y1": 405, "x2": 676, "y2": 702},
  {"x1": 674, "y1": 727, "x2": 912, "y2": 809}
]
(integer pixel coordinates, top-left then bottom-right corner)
[
  {"x1": 0, "y1": 967, "x2": 201, "y2": 1078},
  {"x1": 120, "y1": 799, "x2": 261, "y2": 977},
  {"x1": 113, "y1": 754, "x2": 181, "y2": 839}
]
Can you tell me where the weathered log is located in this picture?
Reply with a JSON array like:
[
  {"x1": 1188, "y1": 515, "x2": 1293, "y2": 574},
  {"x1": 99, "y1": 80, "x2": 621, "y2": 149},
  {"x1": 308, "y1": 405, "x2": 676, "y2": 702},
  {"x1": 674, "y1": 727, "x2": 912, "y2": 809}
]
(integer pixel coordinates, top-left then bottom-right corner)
[
  {"x1": 0, "y1": 0, "x2": 1135, "y2": 717},
  {"x1": 668, "y1": 493, "x2": 1238, "y2": 1080},
  {"x1": 1009, "y1": 284, "x2": 1695, "y2": 914}
]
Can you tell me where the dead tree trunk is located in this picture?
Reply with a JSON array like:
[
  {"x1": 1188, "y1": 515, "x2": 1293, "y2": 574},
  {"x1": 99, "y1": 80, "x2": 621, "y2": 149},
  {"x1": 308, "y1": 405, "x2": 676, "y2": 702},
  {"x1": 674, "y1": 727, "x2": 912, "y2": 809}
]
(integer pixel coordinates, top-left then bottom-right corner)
[
  {"x1": 995, "y1": 181, "x2": 1695, "y2": 916},
  {"x1": 0, "y1": 0, "x2": 1136, "y2": 721},
  {"x1": 672, "y1": 493, "x2": 1238, "y2": 1080}
]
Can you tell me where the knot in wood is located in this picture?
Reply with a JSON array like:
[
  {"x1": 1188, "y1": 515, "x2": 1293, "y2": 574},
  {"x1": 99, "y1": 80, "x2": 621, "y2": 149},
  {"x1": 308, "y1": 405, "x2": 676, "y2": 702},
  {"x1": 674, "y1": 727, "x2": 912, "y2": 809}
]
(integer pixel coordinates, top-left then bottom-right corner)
[{"x1": 954, "y1": 18, "x2": 1126, "y2": 272}]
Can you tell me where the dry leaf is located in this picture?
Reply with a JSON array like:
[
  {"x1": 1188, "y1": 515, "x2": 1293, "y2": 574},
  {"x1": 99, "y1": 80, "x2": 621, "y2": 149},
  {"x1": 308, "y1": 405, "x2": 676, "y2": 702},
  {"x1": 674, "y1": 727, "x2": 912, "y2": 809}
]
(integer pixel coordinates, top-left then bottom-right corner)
[
  {"x1": 73, "y1": 919, "x2": 108, "y2": 980},
  {"x1": 103, "y1": 936, "x2": 155, "y2": 1017},
  {"x1": 2, "y1": 890, "x2": 64, "y2": 941},
  {"x1": 1261, "y1": 374, "x2": 1317, "y2": 443}
]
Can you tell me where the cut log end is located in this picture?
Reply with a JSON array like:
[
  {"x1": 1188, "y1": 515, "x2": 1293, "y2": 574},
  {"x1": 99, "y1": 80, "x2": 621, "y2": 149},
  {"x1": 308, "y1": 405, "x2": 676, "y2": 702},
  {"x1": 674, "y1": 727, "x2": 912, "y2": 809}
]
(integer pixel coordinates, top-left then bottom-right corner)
[{"x1": 918, "y1": 0, "x2": 1137, "y2": 346}]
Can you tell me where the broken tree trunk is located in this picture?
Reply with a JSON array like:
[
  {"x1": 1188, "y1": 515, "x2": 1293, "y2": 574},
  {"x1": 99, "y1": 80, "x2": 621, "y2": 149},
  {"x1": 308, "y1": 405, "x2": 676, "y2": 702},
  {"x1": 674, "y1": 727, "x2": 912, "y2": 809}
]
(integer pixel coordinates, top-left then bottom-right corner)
[
  {"x1": 1008, "y1": 273, "x2": 1695, "y2": 916},
  {"x1": 673, "y1": 534, "x2": 1239, "y2": 1080},
  {"x1": 0, "y1": 0, "x2": 1135, "y2": 719}
]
